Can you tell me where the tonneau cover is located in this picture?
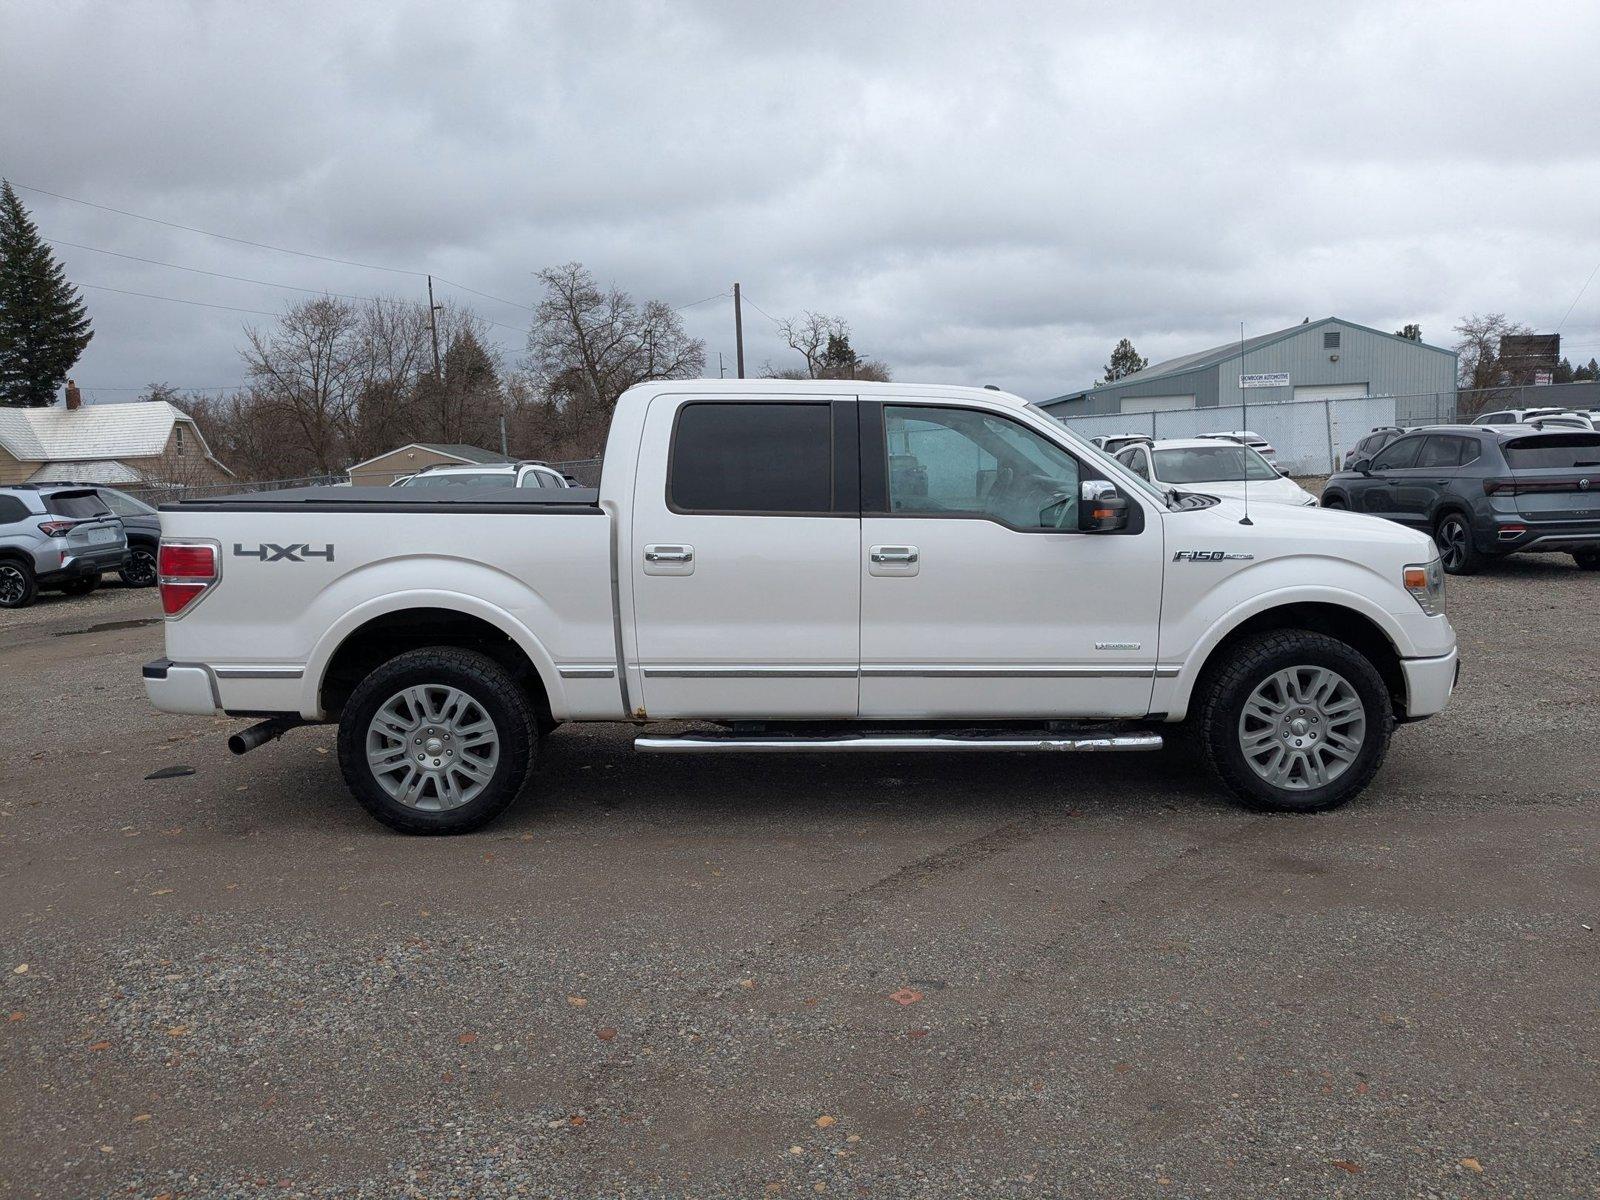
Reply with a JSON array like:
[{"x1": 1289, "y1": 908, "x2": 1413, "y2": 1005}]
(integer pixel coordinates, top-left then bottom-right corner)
[{"x1": 162, "y1": 485, "x2": 602, "y2": 512}]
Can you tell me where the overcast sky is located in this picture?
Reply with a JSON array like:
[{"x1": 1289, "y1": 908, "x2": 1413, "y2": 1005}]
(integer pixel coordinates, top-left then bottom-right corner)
[{"x1": 4, "y1": 0, "x2": 1599, "y2": 406}]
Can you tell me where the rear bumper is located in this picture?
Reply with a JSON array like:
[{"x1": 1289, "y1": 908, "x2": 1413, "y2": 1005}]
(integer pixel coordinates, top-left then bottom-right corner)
[
  {"x1": 38, "y1": 545, "x2": 129, "y2": 583},
  {"x1": 1484, "y1": 516, "x2": 1600, "y2": 554},
  {"x1": 143, "y1": 658, "x2": 220, "y2": 716},
  {"x1": 1399, "y1": 648, "x2": 1459, "y2": 722}
]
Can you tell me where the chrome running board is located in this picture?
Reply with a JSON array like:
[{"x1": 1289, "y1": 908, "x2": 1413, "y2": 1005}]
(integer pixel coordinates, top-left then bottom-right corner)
[{"x1": 635, "y1": 730, "x2": 1163, "y2": 754}]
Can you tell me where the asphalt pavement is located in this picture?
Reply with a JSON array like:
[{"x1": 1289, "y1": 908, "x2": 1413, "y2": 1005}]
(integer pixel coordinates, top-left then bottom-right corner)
[{"x1": 1, "y1": 562, "x2": 1597, "y2": 1198}]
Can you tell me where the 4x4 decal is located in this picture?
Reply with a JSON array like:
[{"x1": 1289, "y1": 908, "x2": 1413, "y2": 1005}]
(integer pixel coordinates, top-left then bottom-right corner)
[{"x1": 232, "y1": 542, "x2": 335, "y2": 563}]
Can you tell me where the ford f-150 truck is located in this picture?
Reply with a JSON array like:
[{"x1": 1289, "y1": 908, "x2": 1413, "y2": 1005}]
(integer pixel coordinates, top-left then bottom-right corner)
[{"x1": 144, "y1": 381, "x2": 1459, "y2": 833}]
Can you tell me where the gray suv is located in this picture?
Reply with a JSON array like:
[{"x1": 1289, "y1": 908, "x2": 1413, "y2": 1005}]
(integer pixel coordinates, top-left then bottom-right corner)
[{"x1": 0, "y1": 485, "x2": 130, "y2": 608}]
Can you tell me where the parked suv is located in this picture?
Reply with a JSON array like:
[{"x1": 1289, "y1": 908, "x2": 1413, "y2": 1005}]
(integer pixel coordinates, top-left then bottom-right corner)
[
  {"x1": 396, "y1": 462, "x2": 573, "y2": 489},
  {"x1": 1342, "y1": 426, "x2": 1412, "y2": 472},
  {"x1": 30, "y1": 483, "x2": 162, "y2": 587},
  {"x1": 0, "y1": 485, "x2": 129, "y2": 608},
  {"x1": 1320, "y1": 426, "x2": 1600, "y2": 574}
]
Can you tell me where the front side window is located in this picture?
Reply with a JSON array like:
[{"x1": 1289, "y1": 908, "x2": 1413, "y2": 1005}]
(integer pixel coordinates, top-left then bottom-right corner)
[
  {"x1": 1152, "y1": 444, "x2": 1277, "y2": 484},
  {"x1": 1370, "y1": 437, "x2": 1423, "y2": 471},
  {"x1": 883, "y1": 405, "x2": 1081, "y2": 530},
  {"x1": 670, "y1": 402, "x2": 833, "y2": 514}
]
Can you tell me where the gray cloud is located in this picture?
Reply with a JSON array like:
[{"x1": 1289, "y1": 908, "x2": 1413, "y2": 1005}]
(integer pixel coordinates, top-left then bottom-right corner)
[{"x1": 4, "y1": 0, "x2": 1599, "y2": 408}]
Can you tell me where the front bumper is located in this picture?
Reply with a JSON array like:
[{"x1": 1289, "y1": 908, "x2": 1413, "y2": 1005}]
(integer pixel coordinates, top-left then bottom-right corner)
[
  {"x1": 143, "y1": 658, "x2": 220, "y2": 716},
  {"x1": 1399, "y1": 648, "x2": 1459, "y2": 722}
]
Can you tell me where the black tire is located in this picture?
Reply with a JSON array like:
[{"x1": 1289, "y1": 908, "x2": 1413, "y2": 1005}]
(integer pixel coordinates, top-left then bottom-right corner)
[
  {"x1": 59, "y1": 572, "x2": 100, "y2": 596},
  {"x1": 1320, "y1": 495, "x2": 1345, "y2": 509},
  {"x1": 1434, "y1": 511, "x2": 1482, "y2": 575},
  {"x1": 0, "y1": 558, "x2": 38, "y2": 609},
  {"x1": 336, "y1": 647, "x2": 539, "y2": 835},
  {"x1": 120, "y1": 546, "x2": 158, "y2": 588},
  {"x1": 1574, "y1": 549, "x2": 1600, "y2": 571},
  {"x1": 1195, "y1": 630, "x2": 1394, "y2": 814}
]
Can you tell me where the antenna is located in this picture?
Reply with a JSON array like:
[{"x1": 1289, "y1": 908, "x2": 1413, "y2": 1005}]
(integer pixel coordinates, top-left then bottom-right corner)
[{"x1": 1238, "y1": 320, "x2": 1252, "y2": 525}]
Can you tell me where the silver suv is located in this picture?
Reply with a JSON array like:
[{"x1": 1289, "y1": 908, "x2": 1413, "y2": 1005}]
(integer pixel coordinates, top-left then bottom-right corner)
[{"x1": 0, "y1": 485, "x2": 129, "y2": 609}]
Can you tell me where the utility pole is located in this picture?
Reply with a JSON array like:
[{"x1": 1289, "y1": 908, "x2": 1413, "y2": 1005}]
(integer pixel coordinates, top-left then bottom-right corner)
[
  {"x1": 426, "y1": 275, "x2": 443, "y2": 385},
  {"x1": 733, "y1": 282, "x2": 745, "y2": 378},
  {"x1": 718, "y1": 352, "x2": 726, "y2": 378}
]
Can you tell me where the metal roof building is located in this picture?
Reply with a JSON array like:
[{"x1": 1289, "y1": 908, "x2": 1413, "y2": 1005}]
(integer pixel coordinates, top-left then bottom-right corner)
[{"x1": 1040, "y1": 317, "x2": 1457, "y2": 418}]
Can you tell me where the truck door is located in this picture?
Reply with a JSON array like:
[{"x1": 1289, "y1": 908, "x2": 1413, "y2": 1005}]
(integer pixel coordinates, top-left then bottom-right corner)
[
  {"x1": 629, "y1": 395, "x2": 861, "y2": 719},
  {"x1": 857, "y1": 401, "x2": 1164, "y2": 719}
]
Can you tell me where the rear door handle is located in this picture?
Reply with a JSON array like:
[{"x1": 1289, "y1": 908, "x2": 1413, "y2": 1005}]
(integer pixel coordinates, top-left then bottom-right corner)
[{"x1": 643, "y1": 544, "x2": 695, "y2": 576}]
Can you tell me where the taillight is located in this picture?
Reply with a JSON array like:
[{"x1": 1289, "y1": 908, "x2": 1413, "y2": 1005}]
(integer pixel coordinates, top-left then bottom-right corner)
[
  {"x1": 158, "y1": 542, "x2": 218, "y2": 617},
  {"x1": 38, "y1": 519, "x2": 77, "y2": 537}
]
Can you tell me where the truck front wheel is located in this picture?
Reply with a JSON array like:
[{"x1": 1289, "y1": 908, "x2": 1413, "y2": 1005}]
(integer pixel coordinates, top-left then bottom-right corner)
[
  {"x1": 336, "y1": 647, "x2": 538, "y2": 834},
  {"x1": 1195, "y1": 630, "x2": 1394, "y2": 814}
]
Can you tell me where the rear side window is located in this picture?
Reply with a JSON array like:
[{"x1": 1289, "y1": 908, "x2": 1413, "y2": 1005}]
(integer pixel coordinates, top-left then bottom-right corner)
[
  {"x1": 1502, "y1": 434, "x2": 1600, "y2": 470},
  {"x1": 43, "y1": 491, "x2": 112, "y2": 519},
  {"x1": 1415, "y1": 436, "x2": 1462, "y2": 468},
  {"x1": 670, "y1": 402, "x2": 832, "y2": 514},
  {"x1": 0, "y1": 495, "x2": 30, "y2": 523}
]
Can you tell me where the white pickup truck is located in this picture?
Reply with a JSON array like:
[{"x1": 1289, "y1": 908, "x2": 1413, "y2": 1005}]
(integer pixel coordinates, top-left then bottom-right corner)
[{"x1": 145, "y1": 381, "x2": 1459, "y2": 833}]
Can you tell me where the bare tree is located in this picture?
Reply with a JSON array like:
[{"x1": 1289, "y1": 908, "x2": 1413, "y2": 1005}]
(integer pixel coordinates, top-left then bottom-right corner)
[
  {"x1": 1454, "y1": 313, "x2": 1531, "y2": 396},
  {"x1": 777, "y1": 311, "x2": 846, "y2": 378},
  {"x1": 348, "y1": 296, "x2": 431, "y2": 462},
  {"x1": 526, "y1": 263, "x2": 705, "y2": 454},
  {"x1": 241, "y1": 297, "x2": 362, "y2": 474}
]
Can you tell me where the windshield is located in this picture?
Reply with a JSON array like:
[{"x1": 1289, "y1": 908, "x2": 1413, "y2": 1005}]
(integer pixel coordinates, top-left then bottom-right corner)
[
  {"x1": 402, "y1": 472, "x2": 517, "y2": 488},
  {"x1": 1024, "y1": 403, "x2": 1171, "y2": 506},
  {"x1": 1154, "y1": 444, "x2": 1278, "y2": 484}
]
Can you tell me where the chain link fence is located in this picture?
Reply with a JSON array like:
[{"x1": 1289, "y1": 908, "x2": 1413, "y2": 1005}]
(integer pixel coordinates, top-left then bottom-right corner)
[{"x1": 123, "y1": 458, "x2": 605, "y2": 503}]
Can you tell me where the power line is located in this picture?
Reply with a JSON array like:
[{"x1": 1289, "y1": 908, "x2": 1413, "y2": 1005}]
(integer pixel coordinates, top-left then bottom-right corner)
[
  {"x1": 735, "y1": 290, "x2": 784, "y2": 326},
  {"x1": 1555, "y1": 257, "x2": 1600, "y2": 334},
  {"x1": 79, "y1": 283, "x2": 279, "y2": 317},
  {"x1": 49, "y1": 236, "x2": 386, "y2": 304},
  {"x1": 11, "y1": 180, "x2": 534, "y2": 313}
]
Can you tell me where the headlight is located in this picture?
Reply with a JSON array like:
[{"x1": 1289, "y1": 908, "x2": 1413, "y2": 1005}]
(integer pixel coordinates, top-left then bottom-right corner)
[{"x1": 1403, "y1": 556, "x2": 1445, "y2": 616}]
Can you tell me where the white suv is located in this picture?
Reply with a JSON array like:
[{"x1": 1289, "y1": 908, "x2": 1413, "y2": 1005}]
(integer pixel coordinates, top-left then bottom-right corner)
[
  {"x1": 396, "y1": 462, "x2": 573, "y2": 489},
  {"x1": 1114, "y1": 438, "x2": 1317, "y2": 506}
]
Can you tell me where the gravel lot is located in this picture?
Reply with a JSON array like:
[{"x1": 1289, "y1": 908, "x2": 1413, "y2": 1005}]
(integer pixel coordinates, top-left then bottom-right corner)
[{"x1": 2, "y1": 555, "x2": 1597, "y2": 1198}]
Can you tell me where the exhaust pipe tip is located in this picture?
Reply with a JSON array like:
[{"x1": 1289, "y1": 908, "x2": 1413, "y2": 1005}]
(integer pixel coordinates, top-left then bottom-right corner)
[{"x1": 228, "y1": 717, "x2": 304, "y2": 755}]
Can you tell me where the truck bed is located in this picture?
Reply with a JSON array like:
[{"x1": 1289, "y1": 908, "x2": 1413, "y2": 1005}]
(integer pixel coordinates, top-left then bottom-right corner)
[{"x1": 162, "y1": 485, "x2": 601, "y2": 513}]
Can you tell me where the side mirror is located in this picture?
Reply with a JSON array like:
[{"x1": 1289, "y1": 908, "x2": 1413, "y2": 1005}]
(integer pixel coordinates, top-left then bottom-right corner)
[
  {"x1": 1357, "y1": 461, "x2": 1372, "y2": 475},
  {"x1": 1078, "y1": 480, "x2": 1130, "y2": 533},
  {"x1": 1276, "y1": 466, "x2": 1291, "y2": 478}
]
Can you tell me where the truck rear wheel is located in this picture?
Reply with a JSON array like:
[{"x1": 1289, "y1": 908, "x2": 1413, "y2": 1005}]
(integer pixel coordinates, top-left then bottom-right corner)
[
  {"x1": 1195, "y1": 630, "x2": 1393, "y2": 814},
  {"x1": 336, "y1": 647, "x2": 538, "y2": 834}
]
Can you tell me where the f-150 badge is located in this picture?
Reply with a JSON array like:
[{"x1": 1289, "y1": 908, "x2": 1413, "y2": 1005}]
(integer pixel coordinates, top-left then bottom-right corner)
[
  {"x1": 1172, "y1": 549, "x2": 1254, "y2": 562},
  {"x1": 233, "y1": 542, "x2": 335, "y2": 562}
]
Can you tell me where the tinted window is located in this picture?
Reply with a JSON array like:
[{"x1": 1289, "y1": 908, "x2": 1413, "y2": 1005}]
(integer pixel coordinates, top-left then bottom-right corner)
[
  {"x1": 1153, "y1": 444, "x2": 1277, "y2": 483},
  {"x1": 100, "y1": 489, "x2": 156, "y2": 517},
  {"x1": 1415, "y1": 436, "x2": 1462, "y2": 468},
  {"x1": 1117, "y1": 449, "x2": 1150, "y2": 479},
  {"x1": 1370, "y1": 437, "x2": 1423, "y2": 471},
  {"x1": 884, "y1": 405, "x2": 1081, "y2": 530},
  {"x1": 1502, "y1": 434, "x2": 1600, "y2": 470},
  {"x1": 43, "y1": 491, "x2": 112, "y2": 519},
  {"x1": 1460, "y1": 438, "x2": 1481, "y2": 465},
  {"x1": 670, "y1": 402, "x2": 833, "y2": 513},
  {"x1": 0, "y1": 495, "x2": 30, "y2": 524}
]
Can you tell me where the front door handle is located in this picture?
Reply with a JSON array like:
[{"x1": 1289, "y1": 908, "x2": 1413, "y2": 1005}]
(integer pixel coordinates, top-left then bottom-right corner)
[
  {"x1": 643, "y1": 544, "x2": 695, "y2": 576},
  {"x1": 868, "y1": 544, "x2": 920, "y2": 577},
  {"x1": 870, "y1": 547, "x2": 919, "y2": 564}
]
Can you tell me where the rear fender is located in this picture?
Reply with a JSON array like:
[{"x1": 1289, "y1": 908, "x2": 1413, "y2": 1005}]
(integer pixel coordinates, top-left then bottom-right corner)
[{"x1": 301, "y1": 588, "x2": 566, "y2": 721}]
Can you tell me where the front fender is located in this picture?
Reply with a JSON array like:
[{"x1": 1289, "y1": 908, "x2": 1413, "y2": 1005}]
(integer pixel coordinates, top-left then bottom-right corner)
[{"x1": 1155, "y1": 559, "x2": 1427, "y2": 722}]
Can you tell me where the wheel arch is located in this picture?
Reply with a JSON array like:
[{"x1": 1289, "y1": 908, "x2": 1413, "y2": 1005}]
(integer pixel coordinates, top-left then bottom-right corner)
[
  {"x1": 1168, "y1": 600, "x2": 1407, "y2": 723},
  {"x1": 309, "y1": 600, "x2": 559, "y2": 725}
]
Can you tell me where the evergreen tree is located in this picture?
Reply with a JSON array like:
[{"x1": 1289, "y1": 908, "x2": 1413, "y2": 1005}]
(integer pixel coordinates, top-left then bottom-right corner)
[
  {"x1": 1576, "y1": 358, "x2": 1600, "y2": 383},
  {"x1": 1101, "y1": 338, "x2": 1148, "y2": 384},
  {"x1": 1394, "y1": 324, "x2": 1422, "y2": 341},
  {"x1": 0, "y1": 181, "x2": 93, "y2": 407}
]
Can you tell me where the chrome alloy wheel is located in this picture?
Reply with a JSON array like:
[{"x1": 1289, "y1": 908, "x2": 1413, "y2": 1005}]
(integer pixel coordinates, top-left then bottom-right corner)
[
  {"x1": 1237, "y1": 665, "x2": 1366, "y2": 791},
  {"x1": 365, "y1": 684, "x2": 500, "y2": 810}
]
